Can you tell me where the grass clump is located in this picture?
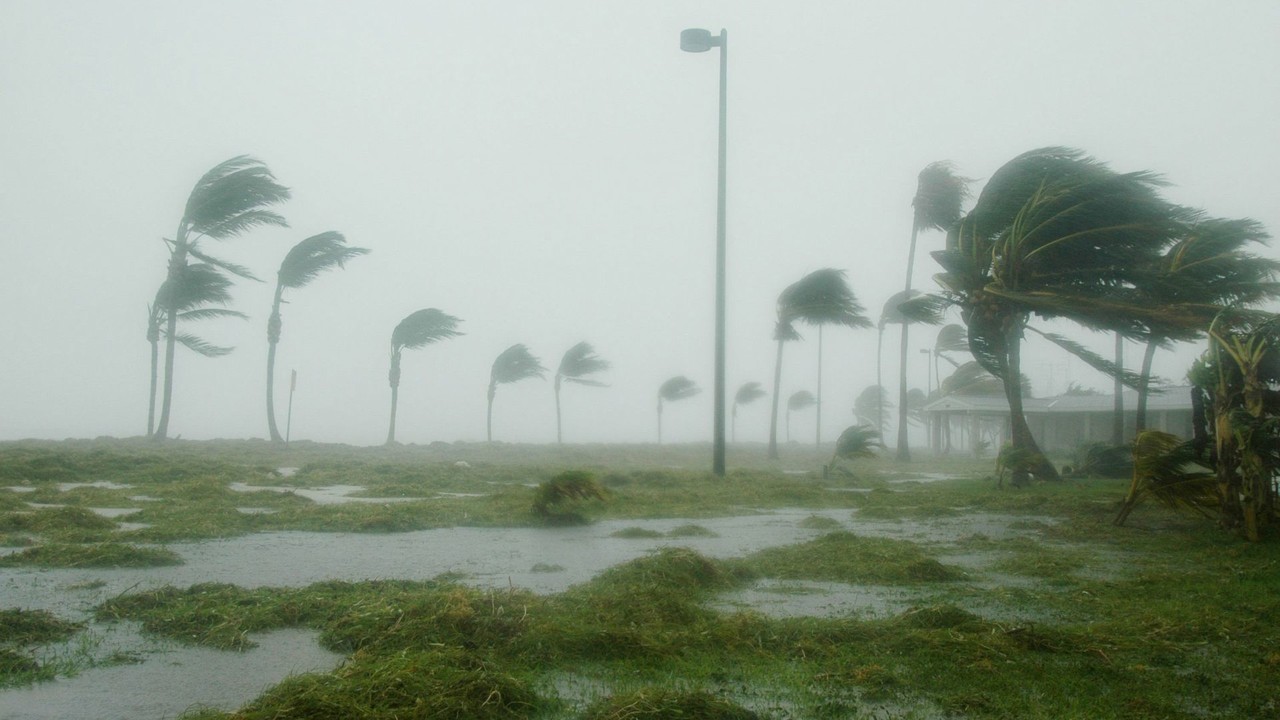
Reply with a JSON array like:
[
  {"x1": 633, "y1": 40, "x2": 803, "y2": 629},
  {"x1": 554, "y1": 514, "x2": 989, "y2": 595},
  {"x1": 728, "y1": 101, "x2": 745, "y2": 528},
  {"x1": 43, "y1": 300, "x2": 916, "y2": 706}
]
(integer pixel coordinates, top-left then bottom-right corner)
[
  {"x1": 797, "y1": 515, "x2": 842, "y2": 530},
  {"x1": 0, "y1": 608, "x2": 83, "y2": 645},
  {"x1": 532, "y1": 470, "x2": 608, "y2": 525},
  {"x1": 667, "y1": 524, "x2": 717, "y2": 538},
  {"x1": 738, "y1": 532, "x2": 962, "y2": 584},
  {"x1": 582, "y1": 687, "x2": 760, "y2": 720},
  {"x1": 610, "y1": 527, "x2": 664, "y2": 539},
  {"x1": 0, "y1": 542, "x2": 181, "y2": 568}
]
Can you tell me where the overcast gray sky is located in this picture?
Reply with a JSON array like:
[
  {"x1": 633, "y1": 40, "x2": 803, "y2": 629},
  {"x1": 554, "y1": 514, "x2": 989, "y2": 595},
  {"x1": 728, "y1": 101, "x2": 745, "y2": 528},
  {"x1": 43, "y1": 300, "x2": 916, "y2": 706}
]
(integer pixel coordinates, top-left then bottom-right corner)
[{"x1": 2, "y1": 1, "x2": 1277, "y2": 446}]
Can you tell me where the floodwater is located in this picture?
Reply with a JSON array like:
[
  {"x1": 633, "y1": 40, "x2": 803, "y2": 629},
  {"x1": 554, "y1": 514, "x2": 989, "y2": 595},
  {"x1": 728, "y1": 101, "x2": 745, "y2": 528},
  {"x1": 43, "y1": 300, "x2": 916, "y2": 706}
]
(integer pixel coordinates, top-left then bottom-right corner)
[{"x1": 0, "y1": 504, "x2": 1045, "y2": 720}]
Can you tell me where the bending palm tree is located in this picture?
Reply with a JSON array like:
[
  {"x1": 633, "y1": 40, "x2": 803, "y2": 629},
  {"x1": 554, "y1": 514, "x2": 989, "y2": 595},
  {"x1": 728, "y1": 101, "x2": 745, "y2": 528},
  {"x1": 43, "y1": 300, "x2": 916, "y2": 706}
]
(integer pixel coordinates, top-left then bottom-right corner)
[
  {"x1": 768, "y1": 269, "x2": 871, "y2": 458},
  {"x1": 487, "y1": 344, "x2": 546, "y2": 442},
  {"x1": 731, "y1": 381, "x2": 766, "y2": 443},
  {"x1": 266, "y1": 232, "x2": 370, "y2": 441},
  {"x1": 785, "y1": 390, "x2": 816, "y2": 443},
  {"x1": 854, "y1": 385, "x2": 892, "y2": 433},
  {"x1": 910, "y1": 147, "x2": 1188, "y2": 483},
  {"x1": 657, "y1": 376, "x2": 699, "y2": 444},
  {"x1": 146, "y1": 263, "x2": 245, "y2": 436},
  {"x1": 554, "y1": 342, "x2": 610, "y2": 444},
  {"x1": 877, "y1": 289, "x2": 918, "y2": 438},
  {"x1": 386, "y1": 309, "x2": 462, "y2": 445},
  {"x1": 154, "y1": 156, "x2": 290, "y2": 440},
  {"x1": 896, "y1": 161, "x2": 970, "y2": 461}
]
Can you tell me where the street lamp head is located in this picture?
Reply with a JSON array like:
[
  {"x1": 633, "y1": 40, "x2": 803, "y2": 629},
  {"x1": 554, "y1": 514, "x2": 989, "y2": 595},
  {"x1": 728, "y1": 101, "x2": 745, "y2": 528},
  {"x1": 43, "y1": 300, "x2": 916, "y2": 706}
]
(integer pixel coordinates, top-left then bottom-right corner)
[{"x1": 680, "y1": 28, "x2": 719, "y2": 52}]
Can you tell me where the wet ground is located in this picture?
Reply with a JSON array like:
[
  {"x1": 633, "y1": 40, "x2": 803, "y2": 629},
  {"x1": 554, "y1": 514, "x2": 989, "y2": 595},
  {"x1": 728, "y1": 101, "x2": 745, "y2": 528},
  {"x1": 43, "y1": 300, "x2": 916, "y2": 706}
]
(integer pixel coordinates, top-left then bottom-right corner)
[{"x1": 1, "y1": 474, "x2": 1051, "y2": 720}]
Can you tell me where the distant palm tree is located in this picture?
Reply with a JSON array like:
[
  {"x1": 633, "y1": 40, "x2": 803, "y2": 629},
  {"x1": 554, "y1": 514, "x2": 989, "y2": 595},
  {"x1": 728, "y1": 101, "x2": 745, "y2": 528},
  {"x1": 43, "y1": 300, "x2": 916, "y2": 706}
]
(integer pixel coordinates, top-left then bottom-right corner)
[
  {"x1": 657, "y1": 376, "x2": 700, "y2": 444},
  {"x1": 877, "y1": 289, "x2": 919, "y2": 436},
  {"x1": 854, "y1": 385, "x2": 892, "y2": 433},
  {"x1": 768, "y1": 269, "x2": 871, "y2": 458},
  {"x1": 487, "y1": 344, "x2": 546, "y2": 442},
  {"x1": 827, "y1": 423, "x2": 883, "y2": 475},
  {"x1": 146, "y1": 263, "x2": 246, "y2": 436},
  {"x1": 896, "y1": 161, "x2": 970, "y2": 461},
  {"x1": 386, "y1": 309, "x2": 462, "y2": 445},
  {"x1": 266, "y1": 232, "x2": 370, "y2": 441},
  {"x1": 153, "y1": 156, "x2": 290, "y2": 440},
  {"x1": 731, "y1": 381, "x2": 766, "y2": 443},
  {"x1": 554, "y1": 342, "x2": 610, "y2": 444},
  {"x1": 786, "y1": 390, "x2": 816, "y2": 443}
]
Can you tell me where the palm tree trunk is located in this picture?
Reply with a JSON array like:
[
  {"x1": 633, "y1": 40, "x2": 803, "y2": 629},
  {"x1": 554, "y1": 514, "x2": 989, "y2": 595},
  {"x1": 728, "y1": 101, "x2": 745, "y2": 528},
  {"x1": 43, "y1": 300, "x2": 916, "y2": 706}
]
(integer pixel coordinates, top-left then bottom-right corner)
[
  {"x1": 731, "y1": 404, "x2": 738, "y2": 444},
  {"x1": 767, "y1": 337, "x2": 785, "y2": 459},
  {"x1": 876, "y1": 326, "x2": 884, "y2": 434},
  {"x1": 657, "y1": 400, "x2": 664, "y2": 445},
  {"x1": 153, "y1": 236, "x2": 188, "y2": 440},
  {"x1": 896, "y1": 320, "x2": 911, "y2": 461},
  {"x1": 147, "y1": 336, "x2": 159, "y2": 437},
  {"x1": 555, "y1": 376, "x2": 563, "y2": 445},
  {"x1": 386, "y1": 351, "x2": 401, "y2": 445},
  {"x1": 1003, "y1": 318, "x2": 1060, "y2": 483},
  {"x1": 266, "y1": 287, "x2": 285, "y2": 442},
  {"x1": 1112, "y1": 332, "x2": 1125, "y2": 445},
  {"x1": 487, "y1": 383, "x2": 496, "y2": 442},
  {"x1": 816, "y1": 326, "x2": 823, "y2": 447},
  {"x1": 1135, "y1": 338, "x2": 1159, "y2": 434}
]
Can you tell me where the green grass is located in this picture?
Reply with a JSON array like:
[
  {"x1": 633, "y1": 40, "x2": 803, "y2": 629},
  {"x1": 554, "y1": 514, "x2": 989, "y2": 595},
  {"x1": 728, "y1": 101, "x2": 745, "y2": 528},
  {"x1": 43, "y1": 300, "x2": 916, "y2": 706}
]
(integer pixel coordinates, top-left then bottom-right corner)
[{"x1": 0, "y1": 542, "x2": 182, "y2": 568}]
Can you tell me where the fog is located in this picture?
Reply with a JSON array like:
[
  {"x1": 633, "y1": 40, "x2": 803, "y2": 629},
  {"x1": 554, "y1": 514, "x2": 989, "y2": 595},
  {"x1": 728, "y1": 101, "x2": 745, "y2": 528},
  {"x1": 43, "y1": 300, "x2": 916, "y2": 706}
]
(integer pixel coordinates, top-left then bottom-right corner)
[{"x1": 2, "y1": 1, "x2": 1277, "y2": 446}]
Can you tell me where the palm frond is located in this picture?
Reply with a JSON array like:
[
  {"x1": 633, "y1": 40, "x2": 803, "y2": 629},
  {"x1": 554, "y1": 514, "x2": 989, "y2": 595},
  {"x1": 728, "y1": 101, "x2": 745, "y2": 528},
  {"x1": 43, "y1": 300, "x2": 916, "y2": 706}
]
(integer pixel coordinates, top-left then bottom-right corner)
[
  {"x1": 894, "y1": 292, "x2": 949, "y2": 326},
  {"x1": 659, "y1": 376, "x2": 700, "y2": 402},
  {"x1": 734, "y1": 381, "x2": 767, "y2": 406},
  {"x1": 278, "y1": 232, "x2": 371, "y2": 289},
  {"x1": 564, "y1": 378, "x2": 609, "y2": 388},
  {"x1": 939, "y1": 361, "x2": 1018, "y2": 397},
  {"x1": 832, "y1": 424, "x2": 882, "y2": 461},
  {"x1": 174, "y1": 333, "x2": 234, "y2": 357},
  {"x1": 187, "y1": 247, "x2": 261, "y2": 282},
  {"x1": 490, "y1": 343, "x2": 547, "y2": 385},
  {"x1": 1027, "y1": 328, "x2": 1150, "y2": 390},
  {"x1": 878, "y1": 289, "x2": 921, "y2": 327},
  {"x1": 557, "y1": 342, "x2": 610, "y2": 380},
  {"x1": 391, "y1": 309, "x2": 463, "y2": 351},
  {"x1": 934, "y1": 323, "x2": 969, "y2": 355},
  {"x1": 177, "y1": 308, "x2": 248, "y2": 322},
  {"x1": 854, "y1": 385, "x2": 892, "y2": 427},
  {"x1": 1117, "y1": 430, "x2": 1217, "y2": 523},
  {"x1": 787, "y1": 390, "x2": 816, "y2": 412},
  {"x1": 183, "y1": 156, "x2": 291, "y2": 241},
  {"x1": 778, "y1": 268, "x2": 873, "y2": 329},
  {"x1": 913, "y1": 161, "x2": 972, "y2": 232}
]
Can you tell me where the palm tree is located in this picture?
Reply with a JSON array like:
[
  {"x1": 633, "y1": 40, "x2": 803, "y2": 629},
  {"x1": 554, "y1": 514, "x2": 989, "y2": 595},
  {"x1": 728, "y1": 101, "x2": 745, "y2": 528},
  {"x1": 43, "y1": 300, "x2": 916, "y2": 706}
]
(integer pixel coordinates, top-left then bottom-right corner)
[
  {"x1": 386, "y1": 309, "x2": 462, "y2": 445},
  {"x1": 1131, "y1": 216, "x2": 1280, "y2": 433},
  {"x1": 554, "y1": 342, "x2": 610, "y2": 444},
  {"x1": 785, "y1": 390, "x2": 816, "y2": 443},
  {"x1": 877, "y1": 289, "x2": 918, "y2": 438},
  {"x1": 768, "y1": 269, "x2": 871, "y2": 458},
  {"x1": 731, "y1": 381, "x2": 766, "y2": 443},
  {"x1": 153, "y1": 156, "x2": 290, "y2": 440},
  {"x1": 487, "y1": 343, "x2": 546, "y2": 442},
  {"x1": 146, "y1": 263, "x2": 246, "y2": 436},
  {"x1": 913, "y1": 147, "x2": 1189, "y2": 483},
  {"x1": 895, "y1": 161, "x2": 971, "y2": 461},
  {"x1": 266, "y1": 232, "x2": 370, "y2": 441},
  {"x1": 827, "y1": 423, "x2": 882, "y2": 475},
  {"x1": 657, "y1": 376, "x2": 699, "y2": 444},
  {"x1": 854, "y1": 385, "x2": 892, "y2": 433}
]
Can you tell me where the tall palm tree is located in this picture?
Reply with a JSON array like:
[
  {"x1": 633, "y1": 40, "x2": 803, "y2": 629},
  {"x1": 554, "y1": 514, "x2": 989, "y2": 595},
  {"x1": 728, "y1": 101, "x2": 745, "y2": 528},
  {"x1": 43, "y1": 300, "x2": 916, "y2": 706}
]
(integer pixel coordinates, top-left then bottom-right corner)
[
  {"x1": 877, "y1": 289, "x2": 918, "y2": 438},
  {"x1": 146, "y1": 263, "x2": 246, "y2": 436},
  {"x1": 912, "y1": 147, "x2": 1189, "y2": 483},
  {"x1": 786, "y1": 390, "x2": 816, "y2": 443},
  {"x1": 487, "y1": 344, "x2": 546, "y2": 442},
  {"x1": 554, "y1": 342, "x2": 610, "y2": 444},
  {"x1": 386, "y1": 309, "x2": 462, "y2": 445},
  {"x1": 1131, "y1": 216, "x2": 1280, "y2": 433},
  {"x1": 266, "y1": 232, "x2": 370, "y2": 441},
  {"x1": 731, "y1": 381, "x2": 766, "y2": 443},
  {"x1": 657, "y1": 375, "x2": 699, "y2": 444},
  {"x1": 896, "y1": 161, "x2": 971, "y2": 461},
  {"x1": 768, "y1": 269, "x2": 871, "y2": 458},
  {"x1": 153, "y1": 156, "x2": 290, "y2": 440}
]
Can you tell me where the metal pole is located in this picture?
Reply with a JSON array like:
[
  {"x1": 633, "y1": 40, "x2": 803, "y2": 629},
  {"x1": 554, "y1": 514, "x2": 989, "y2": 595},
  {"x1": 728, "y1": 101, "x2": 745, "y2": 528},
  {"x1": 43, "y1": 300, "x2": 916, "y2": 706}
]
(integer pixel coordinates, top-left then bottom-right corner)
[{"x1": 712, "y1": 29, "x2": 728, "y2": 477}]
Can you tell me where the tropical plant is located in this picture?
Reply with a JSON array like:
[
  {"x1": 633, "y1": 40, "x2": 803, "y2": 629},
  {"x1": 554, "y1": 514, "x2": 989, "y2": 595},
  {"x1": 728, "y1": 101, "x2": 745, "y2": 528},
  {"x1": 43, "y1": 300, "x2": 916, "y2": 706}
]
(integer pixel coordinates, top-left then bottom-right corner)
[
  {"x1": 895, "y1": 162, "x2": 971, "y2": 461},
  {"x1": 265, "y1": 232, "x2": 369, "y2": 441},
  {"x1": 785, "y1": 390, "x2": 816, "y2": 443},
  {"x1": 1114, "y1": 430, "x2": 1217, "y2": 526},
  {"x1": 657, "y1": 376, "x2": 700, "y2": 444},
  {"x1": 768, "y1": 269, "x2": 871, "y2": 458},
  {"x1": 826, "y1": 424, "x2": 882, "y2": 476},
  {"x1": 153, "y1": 156, "x2": 290, "y2": 440},
  {"x1": 907, "y1": 147, "x2": 1190, "y2": 483},
  {"x1": 487, "y1": 344, "x2": 546, "y2": 442},
  {"x1": 731, "y1": 381, "x2": 766, "y2": 443},
  {"x1": 1131, "y1": 216, "x2": 1280, "y2": 433},
  {"x1": 145, "y1": 263, "x2": 246, "y2": 436},
  {"x1": 854, "y1": 385, "x2": 892, "y2": 432},
  {"x1": 532, "y1": 470, "x2": 607, "y2": 525},
  {"x1": 554, "y1": 342, "x2": 610, "y2": 444},
  {"x1": 877, "y1": 289, "x2": 918, "y2": 436},
  {"x1": 385, "y1": 309, "x2": 462, "y2": 445}
]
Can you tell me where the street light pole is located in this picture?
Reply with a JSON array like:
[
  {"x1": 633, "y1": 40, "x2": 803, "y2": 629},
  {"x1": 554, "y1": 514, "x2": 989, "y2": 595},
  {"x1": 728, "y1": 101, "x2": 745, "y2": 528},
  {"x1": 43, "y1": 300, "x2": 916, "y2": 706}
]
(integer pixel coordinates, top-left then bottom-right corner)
[{"x1": 681, "y1": 27, "x2": 728, "y2": 477}]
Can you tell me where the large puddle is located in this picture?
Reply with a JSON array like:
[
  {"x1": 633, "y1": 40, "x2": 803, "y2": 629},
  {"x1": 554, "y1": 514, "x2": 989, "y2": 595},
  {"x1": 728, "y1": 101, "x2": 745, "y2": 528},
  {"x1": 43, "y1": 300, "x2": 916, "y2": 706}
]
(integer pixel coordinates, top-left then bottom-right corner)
[{"x1": 0, "y1": 508, "x2": 1043, "y2": 719}]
